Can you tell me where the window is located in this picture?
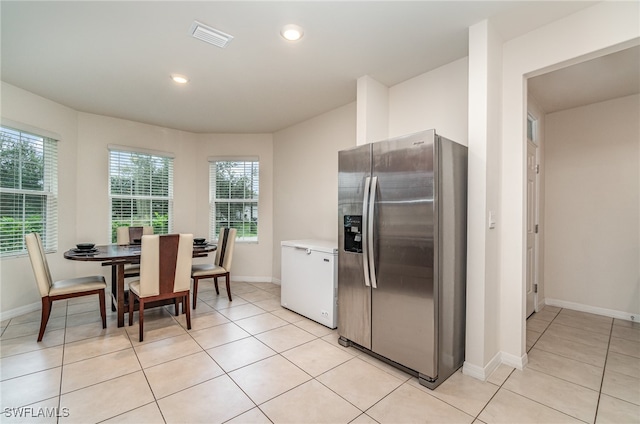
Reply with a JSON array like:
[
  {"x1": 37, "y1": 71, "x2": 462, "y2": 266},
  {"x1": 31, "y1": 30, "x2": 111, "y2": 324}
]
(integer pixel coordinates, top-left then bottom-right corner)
[
  {"x1": 210, "y1": 159, "x2": 259, "y2": 242},
  {"x1": 109, "y1": 148, "x2": 173, "y2": 242},
  {"x1": 527, "y1": 114, "x2": 537, "y2": 142},
  {"x1": 0, "y1": 126, "x2": 58, "y2": 256}
]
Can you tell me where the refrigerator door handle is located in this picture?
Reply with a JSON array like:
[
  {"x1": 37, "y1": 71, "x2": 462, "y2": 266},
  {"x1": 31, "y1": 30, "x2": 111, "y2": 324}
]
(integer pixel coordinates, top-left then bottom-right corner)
[
  {"x1": 368, "y1": 176, "x2": 378, "y2": 289},
  {"x1": 362, "y1": 176, "x2": 372, "y2": 287}
]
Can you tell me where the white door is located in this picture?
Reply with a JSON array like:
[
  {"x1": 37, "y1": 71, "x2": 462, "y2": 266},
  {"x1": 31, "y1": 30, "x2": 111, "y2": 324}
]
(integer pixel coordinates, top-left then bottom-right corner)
[{"x1": 526, "y1": 139, "x2": 538, "y2": 318}]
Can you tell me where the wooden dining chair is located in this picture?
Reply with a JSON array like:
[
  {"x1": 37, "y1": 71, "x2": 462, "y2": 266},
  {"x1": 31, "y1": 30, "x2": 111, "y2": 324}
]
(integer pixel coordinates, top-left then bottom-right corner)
[
  {"x1": 25, "y1": 232, "x2": 107, "y2": 341},
  {"x1": 116, "y1": 226, "x2": 154, "y2": 278},
  {"x1": 128, "y1": 234, "x2": 193, "y2": 342},
  {"x1": 191, "y1": 227, "x2": 237, "y2": 308}
]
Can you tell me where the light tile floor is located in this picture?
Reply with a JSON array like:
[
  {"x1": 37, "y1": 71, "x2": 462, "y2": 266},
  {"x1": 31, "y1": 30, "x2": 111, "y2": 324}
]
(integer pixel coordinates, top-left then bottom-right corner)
[{"x1": 1, "y1": 281, "x2": 639, "y2": 423}]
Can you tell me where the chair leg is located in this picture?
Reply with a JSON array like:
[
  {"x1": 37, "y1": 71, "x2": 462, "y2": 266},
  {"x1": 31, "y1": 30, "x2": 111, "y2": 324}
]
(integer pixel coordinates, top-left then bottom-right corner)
[
  {"x1": 184, "y1": 294, "x2": 191, "y2": 330},
  {"x1": 37, "y1": 297, "x2": 52, "y2": 342},
  {"x1": 138, "y1": 299, "x2": 145, "y2": 342},
  {"x1": 174, "y1": 298, "x2": 179, "y2": 316},
  {"x1": 99, "y1": 289, "x2": 107, "y2": 329},
  {"x1": 213, "y1": 276, "x2": 220, "y2": 295},
  {"x1": 192, "y1": 277, "x2": 199, "y2": 309},
  {"x1": 225, "y1": 273, "x2": 232, "y2": 301},
  {"x1": 128, "y1": 290, "x2": 134, "y2": 326}
]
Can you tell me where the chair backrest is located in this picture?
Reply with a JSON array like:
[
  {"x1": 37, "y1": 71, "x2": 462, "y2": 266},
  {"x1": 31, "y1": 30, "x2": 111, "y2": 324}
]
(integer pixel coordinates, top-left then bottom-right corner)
[
  {"x1": 138, "y1": 234, "x2": 193, "y2": 297},
  {"x1": 24, "y1": 233, "x2": 53, "y2": 297},
  {"x1": 215, "y1": 228, "x2": 237, "y2": 271},
  {"x1": 116, "y1": 226, "x2": 154, "y2": 244}
]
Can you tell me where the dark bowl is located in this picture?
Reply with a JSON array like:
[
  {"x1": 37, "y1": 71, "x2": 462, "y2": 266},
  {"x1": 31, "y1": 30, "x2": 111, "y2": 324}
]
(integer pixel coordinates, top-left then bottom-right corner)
[
  {"x1": 194, "y1": 238, "x2": 206, "y2": 245},
  {"x1": 76, "y1": 243, "x2": 95, "y2": 250}
]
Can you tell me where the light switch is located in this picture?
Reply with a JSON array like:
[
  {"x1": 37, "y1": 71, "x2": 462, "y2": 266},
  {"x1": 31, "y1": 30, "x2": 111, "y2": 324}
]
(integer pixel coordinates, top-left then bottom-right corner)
[{"x1": 488, "y1": 211, "x2": 496, "y2": 229}]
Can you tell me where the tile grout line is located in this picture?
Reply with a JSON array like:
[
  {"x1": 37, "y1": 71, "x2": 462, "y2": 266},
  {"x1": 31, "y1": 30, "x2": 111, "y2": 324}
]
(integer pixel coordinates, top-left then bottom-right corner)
[
  {"x1": 126, "y1": 316, "x2": 170, "y2": 424},
  {"x1": 499, "y1": 308, "x2": 600, "y2": 423},
  {"x1": 472, "y1": 363, "x2": 517, "y2": 421},
  {"x1": 525, "y1": 308, "x2": 613, "y2": 423},
  {"x1": 56, "y1": 300, "x2": 69, "y2": 424},
  {"x1": 179, "y1": 282, "x2": 275, "y2": 423},
  {"x1": 197, "y1": 282, "x2": 374, "y2": 423},
  {"x1": 592, "y1": 318, "x2": 615, "y2": 423},
  {"x1": 526, "y1": 309, "x2": 613, "y2": 392}
]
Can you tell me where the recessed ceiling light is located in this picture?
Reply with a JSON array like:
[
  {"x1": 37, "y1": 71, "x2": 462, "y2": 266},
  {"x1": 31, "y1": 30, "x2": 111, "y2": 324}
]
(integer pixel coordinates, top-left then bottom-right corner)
[
  {"x1": 171, "y1": 74, "x2": 189, "y2": 84},
  {"x1": 280, "y1": 24, "x2": 304, "y2": 41}
]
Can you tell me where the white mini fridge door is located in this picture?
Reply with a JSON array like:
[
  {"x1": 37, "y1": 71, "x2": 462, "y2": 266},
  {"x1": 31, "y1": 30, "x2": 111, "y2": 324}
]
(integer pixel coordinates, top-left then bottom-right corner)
[{"x1": 281, "y1": 239, "x2": 338, "y2": 328}]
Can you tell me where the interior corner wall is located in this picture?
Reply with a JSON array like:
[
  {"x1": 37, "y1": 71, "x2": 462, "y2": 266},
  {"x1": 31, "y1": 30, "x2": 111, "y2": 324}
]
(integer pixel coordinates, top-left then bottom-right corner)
[
  {"x1": 500, "y1": 1, "x2": 639, "y2": 362},
  {"x1": 272, "y1": 102, "x2": 356, "y2": 281},
  {"x1": 357, "y1": 76, "x2": 389, "y2": 145},
  {"x1": 463, "y1": 19, "x2": 503, "y2": 379},
  {"x1": 193, "y1": 133, "x2": 275, "y2": 281},
  {"x1": 389, "y1": 57, "x2": 469, "y2": 145},
  {"x1": 544, "y1": 94, "x2": 639, "y2": 316}
]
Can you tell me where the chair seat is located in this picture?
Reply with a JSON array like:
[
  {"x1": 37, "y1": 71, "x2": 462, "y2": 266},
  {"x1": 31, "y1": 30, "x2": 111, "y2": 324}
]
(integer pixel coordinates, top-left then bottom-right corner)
[
  {"x1": 191, "y1": 263, "x2": 227, "y2": 277},
  {"x1": 128, "y1": 280, "x2": 145, "y2": 296},
  {"x1": 49, "y1": 276, "x2": 107, "y2": 297},
  {"x1": 124, "y1": 263, "x2": 141, "y2": 277}
]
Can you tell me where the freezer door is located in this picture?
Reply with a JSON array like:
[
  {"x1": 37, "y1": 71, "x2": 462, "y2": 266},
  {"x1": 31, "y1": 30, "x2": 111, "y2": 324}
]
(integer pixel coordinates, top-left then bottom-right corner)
[
  {"x1": 371, "y1": 130, "x2": 438, "y2": 378},
  {"x1": 338, "y1": 143, "x2": 372, "y2": 349}
]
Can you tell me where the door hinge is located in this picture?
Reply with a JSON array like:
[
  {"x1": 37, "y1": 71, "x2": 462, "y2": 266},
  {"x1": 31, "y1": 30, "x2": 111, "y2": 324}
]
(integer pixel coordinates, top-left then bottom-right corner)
[
  {"x1": 534, "y1": 284, "x2": 538, "y2": 293},
  {"x1": 536, "y1": 164, "x2": 540, "y2": 174},
  {"x1": 535, "y1": 224, "x2": 539, "y2": 234}
]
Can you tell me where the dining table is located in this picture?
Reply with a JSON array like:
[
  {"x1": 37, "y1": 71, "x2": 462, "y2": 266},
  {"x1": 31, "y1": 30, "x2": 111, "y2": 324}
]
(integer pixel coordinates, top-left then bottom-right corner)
[{"x1": 64, "y1": 242, "x2": 217, "y2": 327}]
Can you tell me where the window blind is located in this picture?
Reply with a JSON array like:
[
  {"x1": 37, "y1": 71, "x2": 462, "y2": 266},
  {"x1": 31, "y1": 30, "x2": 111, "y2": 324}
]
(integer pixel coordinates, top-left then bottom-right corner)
[
  {"x1": 108, "y1": 149, "x2": 173, "y2": 242},
  {"x1": 209, "y1": 158, "x2": 259, "y2": 242},
  {"x1": 0, "y1": 125, "x2": 58, "y2": 256}
]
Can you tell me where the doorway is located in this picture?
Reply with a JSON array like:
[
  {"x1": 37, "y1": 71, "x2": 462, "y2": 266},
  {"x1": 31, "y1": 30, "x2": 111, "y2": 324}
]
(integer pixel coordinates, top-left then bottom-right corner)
[{"x1": 524, "y1": 44, "x2": 639, "y2": 324}]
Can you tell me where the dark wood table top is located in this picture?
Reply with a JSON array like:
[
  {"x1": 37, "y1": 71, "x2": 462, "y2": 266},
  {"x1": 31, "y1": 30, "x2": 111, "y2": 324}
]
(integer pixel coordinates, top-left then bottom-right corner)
[{"x1": 63, "y1": 242, "x2": 216, "y2": 264}]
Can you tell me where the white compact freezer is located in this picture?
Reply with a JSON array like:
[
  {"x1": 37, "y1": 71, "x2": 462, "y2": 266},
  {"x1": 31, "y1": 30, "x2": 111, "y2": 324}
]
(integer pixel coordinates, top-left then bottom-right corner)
[{"x1": 281, "y1": 239, "x2": 338, "y2": 328}]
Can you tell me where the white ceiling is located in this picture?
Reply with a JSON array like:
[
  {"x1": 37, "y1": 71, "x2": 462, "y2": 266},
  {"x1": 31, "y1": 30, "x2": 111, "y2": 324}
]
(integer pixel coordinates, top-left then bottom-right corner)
[{"x1": 1, "y1": 1, "x2": 610, "y2": 134}]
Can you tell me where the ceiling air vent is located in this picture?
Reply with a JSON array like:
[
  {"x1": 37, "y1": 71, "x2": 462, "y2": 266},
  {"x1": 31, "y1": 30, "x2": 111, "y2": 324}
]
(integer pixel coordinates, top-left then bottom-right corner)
[{"x1": 190, "y1": 21, "x2": 233, "y2": 49}]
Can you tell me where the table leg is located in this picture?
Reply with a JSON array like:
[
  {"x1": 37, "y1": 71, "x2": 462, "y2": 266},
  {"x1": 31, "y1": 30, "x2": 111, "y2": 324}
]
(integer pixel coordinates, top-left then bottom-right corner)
[
  {"x1": 116, "y1": 264, "x2": 125, "y2": 327},
  {"x1": 111, "y1": 266, "x2": 117, "y2": 312}
]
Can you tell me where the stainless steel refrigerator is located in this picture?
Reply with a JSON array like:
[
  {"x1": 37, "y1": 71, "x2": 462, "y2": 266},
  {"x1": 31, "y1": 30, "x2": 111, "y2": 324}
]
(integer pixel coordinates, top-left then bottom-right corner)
[{"x1": 338, "y1": 129, "x2": 467, "y2": 389}]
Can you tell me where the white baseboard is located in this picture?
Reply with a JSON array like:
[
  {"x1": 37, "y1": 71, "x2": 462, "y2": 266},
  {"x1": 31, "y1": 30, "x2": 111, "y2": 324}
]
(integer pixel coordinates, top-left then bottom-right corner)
[
  {"x1": 501, "y1": 351, "x2": 527, "y2": 370},
  {"x1": 0, "y1": 301, "x2": 40, "y2": 322},
  {"x1": 235, "y1": 276, "x2": 279, "y2": 285},
  {"x1": 544, "y1": 298, "x2": 639, "y2": 322},
  {"x1": 463, "y1": 351, "x2": 502, "y2": 381}
]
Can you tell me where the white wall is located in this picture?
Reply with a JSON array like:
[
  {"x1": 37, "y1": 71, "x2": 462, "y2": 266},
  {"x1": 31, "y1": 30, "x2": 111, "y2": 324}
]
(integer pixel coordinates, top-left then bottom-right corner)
[
  {"x1": 76, "y1": 113, "x2": 198, "y2": 245},
  {"x1": 0, "y1": 82, "x2": 80, "y2": 316},
  {"x1": 500, "y1": 1, "x2": 639, "y2": 364},
  {"x1": 389, "y1": 57, "x2": 469, "y2": 145},
  {"x1": 543, "y1": 94, "x2": 639, "y2": 317},
  {"x1": 272, "y1": 102, "x2": 356, "y2": 280},
  {"x1": 193, "y1": 133, "x2": 274, "y2": 282}
]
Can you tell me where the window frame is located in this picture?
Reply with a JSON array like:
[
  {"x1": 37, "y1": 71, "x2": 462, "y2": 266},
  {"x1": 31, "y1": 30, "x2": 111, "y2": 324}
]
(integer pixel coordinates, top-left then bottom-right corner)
[
  {"x1": 209, "y1": 157, "x2": 259, "y2": 243},
  {"x1": 0, "y1": 125, "x2": 58, "y2": 257},
  {"x1": 108, "y1": 147, "x2": 174, "y2": 242}
]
